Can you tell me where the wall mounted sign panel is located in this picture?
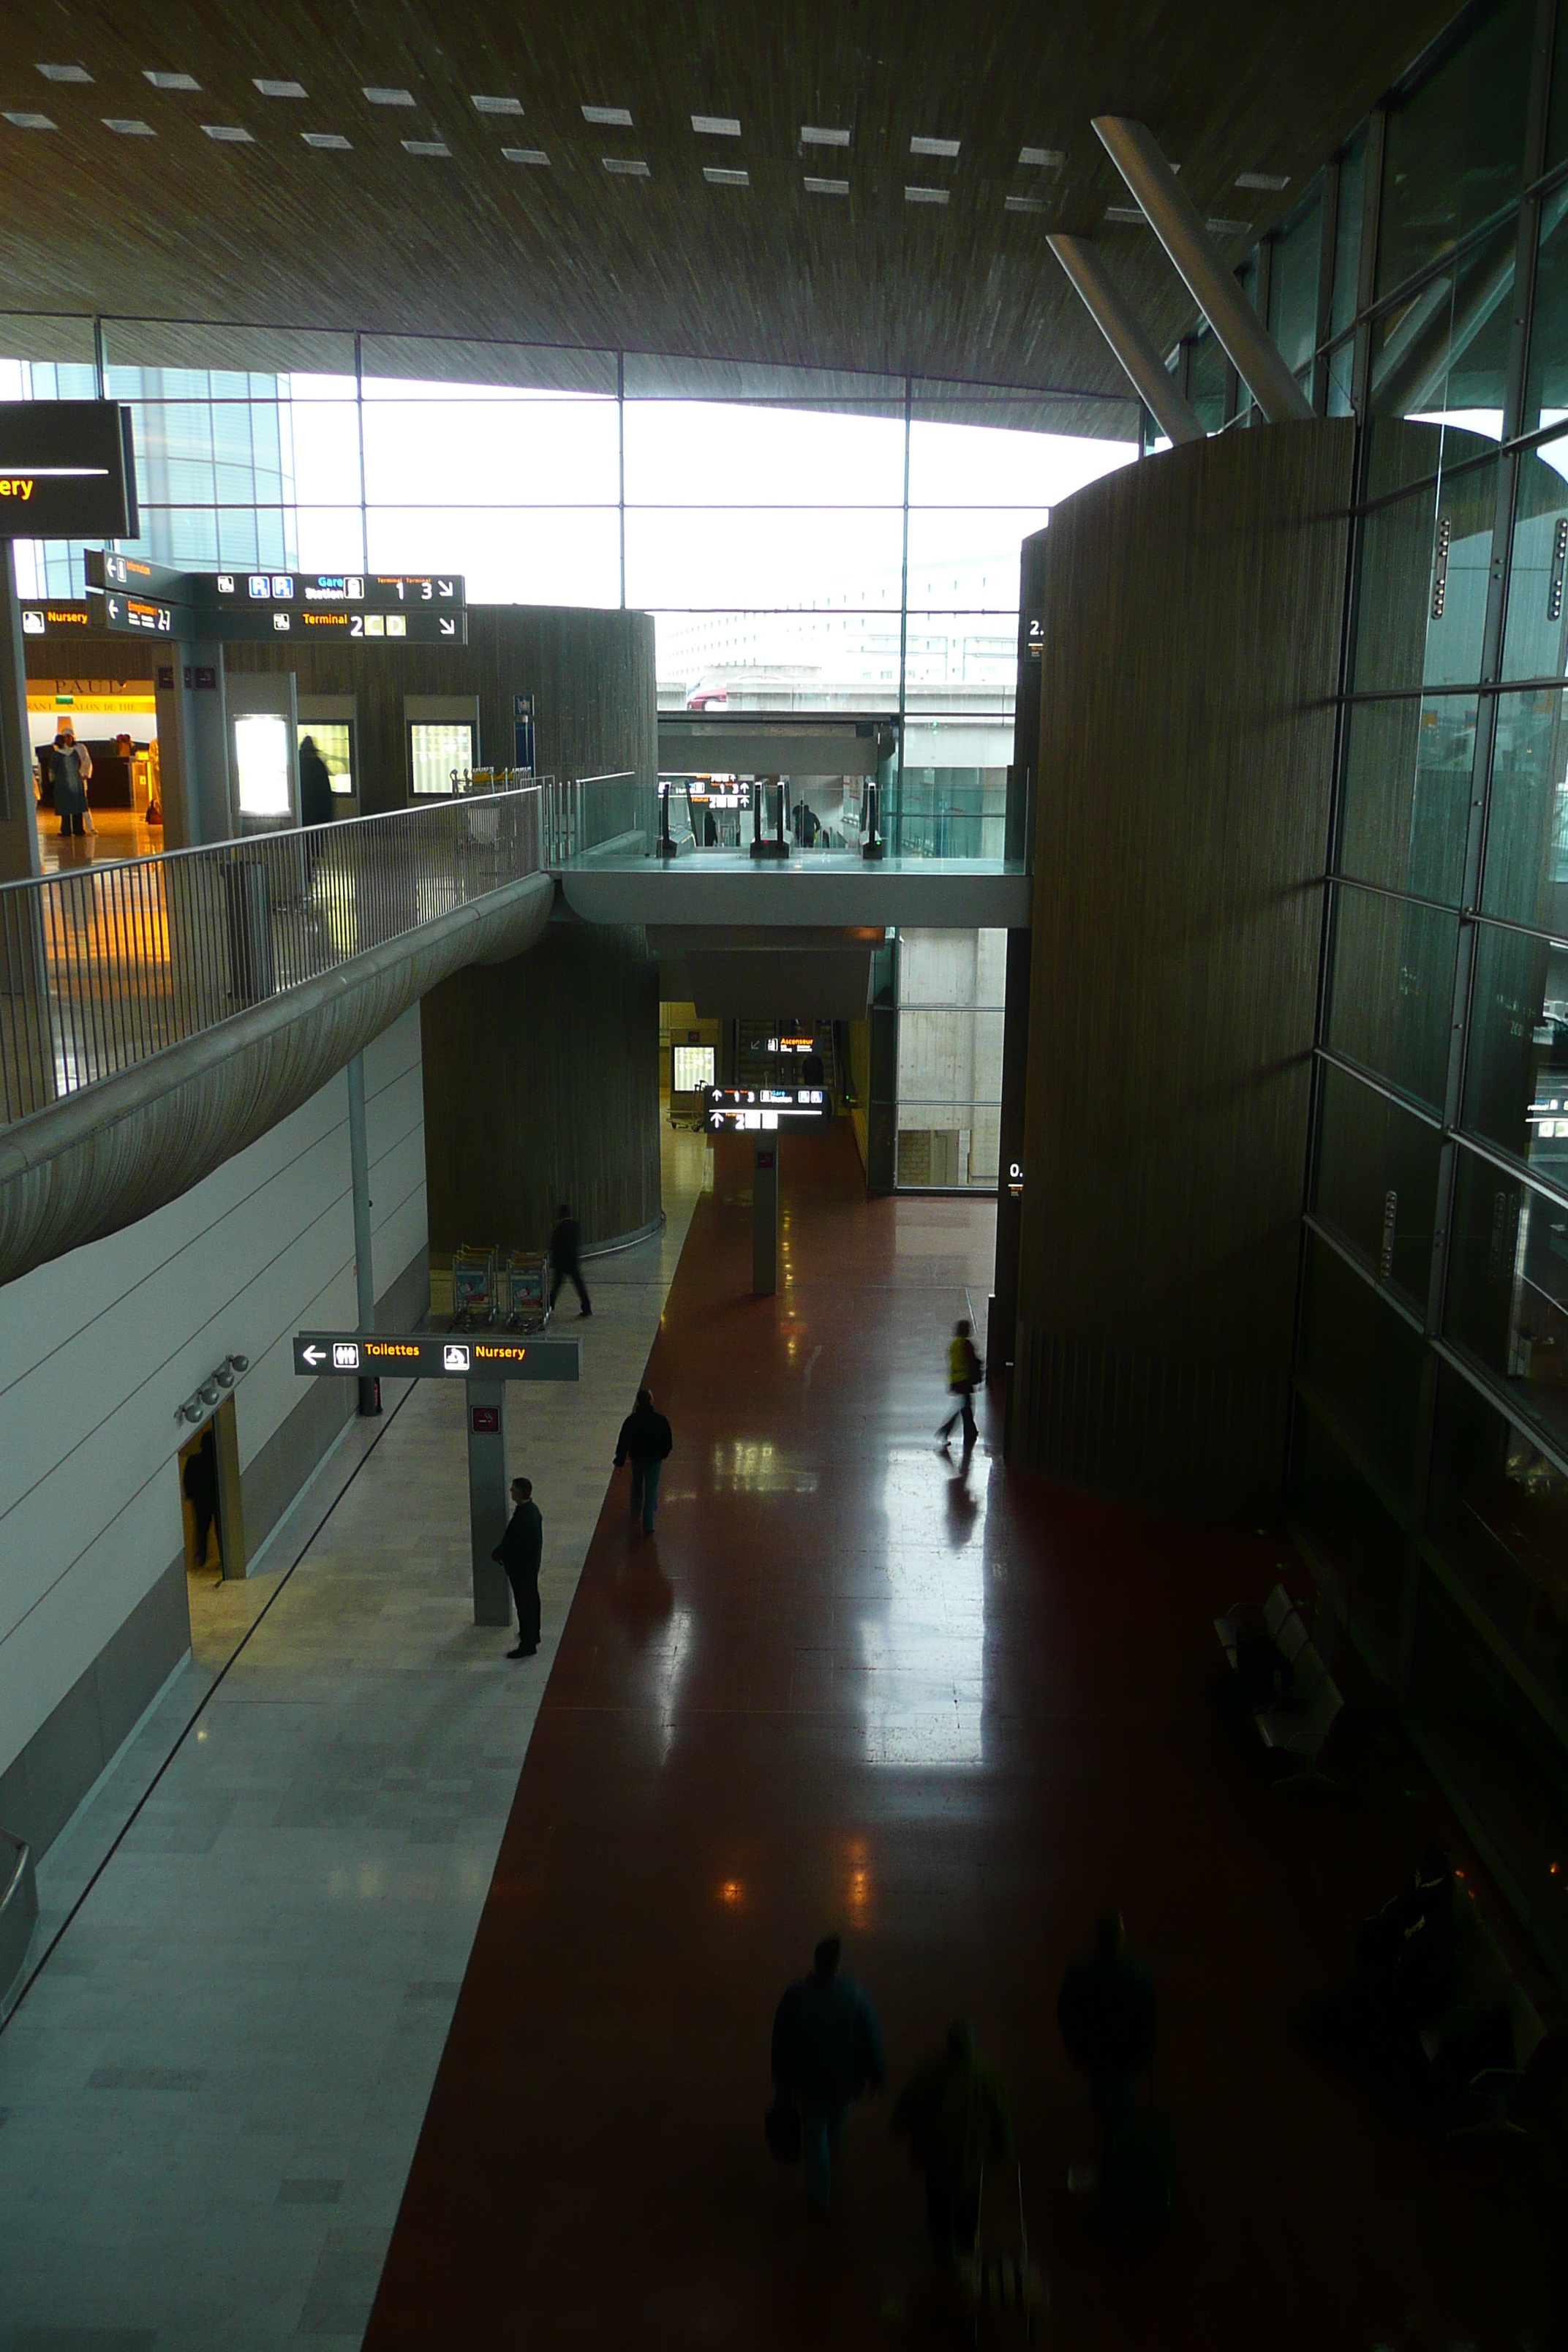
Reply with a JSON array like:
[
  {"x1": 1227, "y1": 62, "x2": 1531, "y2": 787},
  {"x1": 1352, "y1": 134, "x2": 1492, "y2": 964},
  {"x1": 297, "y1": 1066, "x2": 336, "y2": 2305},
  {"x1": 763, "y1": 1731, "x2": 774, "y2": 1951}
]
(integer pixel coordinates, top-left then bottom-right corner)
[
  {"x1": 293, "y1": 1331, "x2": 581, "y2": 1381},
  {"x1": 0, "y1": 402, "x2": 137, "y2": 537}
]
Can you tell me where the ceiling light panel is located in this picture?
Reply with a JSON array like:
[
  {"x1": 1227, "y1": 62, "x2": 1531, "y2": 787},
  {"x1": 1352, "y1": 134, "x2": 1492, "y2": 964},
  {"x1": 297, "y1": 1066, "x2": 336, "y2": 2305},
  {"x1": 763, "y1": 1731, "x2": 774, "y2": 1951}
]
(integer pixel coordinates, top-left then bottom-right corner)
[
  {"x1": 803, "y1": 175, "x2": 848, "y2": 194},
  {"x1": 255, "y1": 79, "x2": 306, "y2": 98},
  {"x1": 603, "y1": 155, "x2": 649, "y2": 174},
  {"x1": 104, "y1": 118, "x2": 155, "y2": 135},
  {"x1": 1018, "y1": 146, "x2": 1065, "y2": 167},
  {"x1": 704, "y1": 165, "x2": 748, "y2": 185},
  {"x1": 502, "y1": 146, "x2": 550, "y2": 165},
  {"x1": 363, "y1": 86, "x2": 415, "y2": 105},
  {"x1": 583, "y1": 104, "x2": 632, "y2": 125},
  {"x1": 144, "y1": 72, "x2": 200, "y2": 91},
  {"x1": 1206, "y1": 216, "x2": 1251, "y2": 235},
  {"x1": 1104, "y1": 203, "x2": 1144, "y2": 223},
  {"x1": 693, "y1": 114, "x2": 740, "y2": 135},
  {"x1": 36, "y1": 64, "x2": 92, "y2": 83},
  {"x1": 303, "y1": 131, "x2": 351, "y2": 148},
  {"x1": 905, "y1": 185, "x2": 949, "y2": 204},
  {"x1": 1004, "y1": 194, "x2": 1045, "y2": 213},
  {"x1": 801, "y1": 125, "x2": 849, "y2": 147},
  {"x1": 1235, "y1": 170, "x2": 1289, "y2": 190},
  {"x1": 402, "y1": 139, "x2": 450, "y2": 156},
  {"x1": 4, "y1": 112, "x2": 55, "y2": 129},
  {"x1": 203, "y1": 124, "x2": 255, "y2": 142},
  {"x1": 472, "y1": 94, "x2": 524, "y2": 113},
  {"x1": 910, "y1": 135, "x2": 959, "y2": 157}
]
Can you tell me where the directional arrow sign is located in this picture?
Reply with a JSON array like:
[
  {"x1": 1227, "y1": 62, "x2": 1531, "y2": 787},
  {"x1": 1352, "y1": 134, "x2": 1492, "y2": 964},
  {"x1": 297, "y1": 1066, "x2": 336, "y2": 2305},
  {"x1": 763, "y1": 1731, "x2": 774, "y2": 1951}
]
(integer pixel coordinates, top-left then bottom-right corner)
[{"x1": 293, "y1": 1330, "x2": 580, "y2": 1382}]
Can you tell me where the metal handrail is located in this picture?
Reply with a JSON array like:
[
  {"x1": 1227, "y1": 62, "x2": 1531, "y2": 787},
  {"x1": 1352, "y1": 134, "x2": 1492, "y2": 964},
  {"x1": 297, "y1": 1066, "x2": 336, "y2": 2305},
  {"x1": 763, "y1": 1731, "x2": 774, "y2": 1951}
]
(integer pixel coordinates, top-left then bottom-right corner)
[{"x1": 0, "y1": 788, "x2": 546, "y2": 1126}]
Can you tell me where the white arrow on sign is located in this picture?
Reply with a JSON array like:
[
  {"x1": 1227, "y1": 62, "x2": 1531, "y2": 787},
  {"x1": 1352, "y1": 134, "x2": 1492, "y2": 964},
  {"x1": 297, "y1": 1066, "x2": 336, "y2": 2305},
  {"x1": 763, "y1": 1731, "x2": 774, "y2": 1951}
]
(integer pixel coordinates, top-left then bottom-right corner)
[
  {"x1": 107, "y1": 596, "x2": 120, "y2": 619},
  {"x1": 440, "y1": 617, "x2": 456, "y2": 636},
  {"x1": 437, "y1": 578, "x2": 453, "y2": 596},
  {"x1": 301, "y1": 1343, "x2": 326, "y2": 1365}
]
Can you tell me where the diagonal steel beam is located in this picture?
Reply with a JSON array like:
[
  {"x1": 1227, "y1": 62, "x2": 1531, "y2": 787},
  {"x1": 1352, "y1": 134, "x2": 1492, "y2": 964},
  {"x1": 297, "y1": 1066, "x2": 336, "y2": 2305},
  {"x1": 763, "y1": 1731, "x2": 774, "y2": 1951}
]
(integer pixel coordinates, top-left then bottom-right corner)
[
  {"x1": 1093, "y1": 116, "x2": 1314, "y2": 424},
  {"x1": 1048, "y1": 234, "x2": 1206, "y2": 444}
]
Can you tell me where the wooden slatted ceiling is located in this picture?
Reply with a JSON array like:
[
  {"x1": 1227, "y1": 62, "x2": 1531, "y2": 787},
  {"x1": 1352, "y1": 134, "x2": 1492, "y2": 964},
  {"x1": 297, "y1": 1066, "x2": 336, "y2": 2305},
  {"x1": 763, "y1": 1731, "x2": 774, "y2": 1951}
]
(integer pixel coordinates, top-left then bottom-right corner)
[{"x1": 0, "y1": 0, "x2": 1458, "y2": 410}]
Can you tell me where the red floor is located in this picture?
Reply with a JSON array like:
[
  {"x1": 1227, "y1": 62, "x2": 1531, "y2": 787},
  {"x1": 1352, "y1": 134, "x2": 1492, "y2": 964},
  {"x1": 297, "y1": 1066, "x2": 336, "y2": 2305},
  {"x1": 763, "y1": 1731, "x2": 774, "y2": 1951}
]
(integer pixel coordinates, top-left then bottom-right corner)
[{"x1": 365, "y1": 1126, "x2": 1556, "y2": 2350}]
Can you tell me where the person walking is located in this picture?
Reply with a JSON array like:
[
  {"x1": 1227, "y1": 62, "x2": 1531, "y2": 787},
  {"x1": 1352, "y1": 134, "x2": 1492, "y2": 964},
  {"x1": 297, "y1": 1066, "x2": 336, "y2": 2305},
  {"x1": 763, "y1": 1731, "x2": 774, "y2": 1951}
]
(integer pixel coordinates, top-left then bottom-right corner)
[
  {"x1": 49, "y1": 724, "x2": 93, "y2": 837},
  {"x1": 771, "y1": 1935, "x2": 886, "y2": 2211},
  {"x1": 491, "y1": 1474, "x2": 543, "y2": 1659},
  {"x1": 892, "y1": 2019, "x2": 1014, "y2": 2261},
  {"x1": 182, "y1": 1428, "x2": 220, "y2": 1572},
  {"x1": 1058, "y1": 1910, "x2": 1157, "y2": 2129},
  {"x1": 614, "y1": 1388, "x2": 673, "y2": 1536},
  {"x1": 298, "y1": 734, "x2": 334, "y2": 889},
  {"x1": 549, "y1": 1202, "x2": 592, "y2": 1319},
  {"x1": 936, "y1": 1318, "x2": 982, "y2": 1452}
]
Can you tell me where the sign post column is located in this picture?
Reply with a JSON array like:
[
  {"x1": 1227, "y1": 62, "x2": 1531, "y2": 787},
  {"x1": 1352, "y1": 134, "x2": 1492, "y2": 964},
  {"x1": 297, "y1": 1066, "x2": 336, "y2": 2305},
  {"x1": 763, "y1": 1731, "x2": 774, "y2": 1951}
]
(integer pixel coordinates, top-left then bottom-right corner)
[
  {"x1": 466, "y1": 1378, "x2": 511, "y2": 1627},
  {"x1": 753, "y1": 1134, "x2": 779, "y2": 1297}
]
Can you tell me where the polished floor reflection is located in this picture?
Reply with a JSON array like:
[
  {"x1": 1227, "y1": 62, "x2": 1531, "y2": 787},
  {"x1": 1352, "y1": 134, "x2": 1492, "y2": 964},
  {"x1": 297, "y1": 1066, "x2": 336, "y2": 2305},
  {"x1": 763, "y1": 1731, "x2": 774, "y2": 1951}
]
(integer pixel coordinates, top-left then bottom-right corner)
[{"x1": 366, "y1": 1126, "x2": 1553, "y2": 2351}]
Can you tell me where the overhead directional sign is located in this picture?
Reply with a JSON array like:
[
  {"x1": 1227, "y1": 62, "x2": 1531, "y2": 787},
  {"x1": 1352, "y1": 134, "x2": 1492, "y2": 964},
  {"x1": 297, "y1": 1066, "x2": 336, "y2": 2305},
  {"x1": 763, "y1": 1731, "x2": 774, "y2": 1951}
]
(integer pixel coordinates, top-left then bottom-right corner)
[
  {"x1": 197, "y1": 570, "x2": 464, "y2": 613},
  {"x1": 0, "y1": 402, "x2": 137, "y2": 537},
  {"x1": 20, "y1": 602, "x2": 93, "y2": 635},
  {"x1": 706, "y1": 1084, "x2": 832, "y2": 1132},
  {"x1": 88, "y1": 587, "x2": 177, "y2": 636},
  {"x1": 88, "y1": 549, "x2": 184, "y2": 598},
  {"x1": 293, "y1": 1330, "x2": 580, "y2": 1381}
]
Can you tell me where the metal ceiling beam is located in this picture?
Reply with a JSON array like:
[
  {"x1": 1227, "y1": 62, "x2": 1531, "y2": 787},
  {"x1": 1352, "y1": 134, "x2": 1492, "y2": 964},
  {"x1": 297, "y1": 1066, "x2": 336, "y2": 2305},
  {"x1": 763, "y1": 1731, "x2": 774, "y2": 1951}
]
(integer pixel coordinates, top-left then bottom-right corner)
[
  {"x1": 1092, "y1": 116, "x2": 1315, "y2": 424},
  {"x1": 1047, "y1": 235, "x2": 1207, "y2": 444}
]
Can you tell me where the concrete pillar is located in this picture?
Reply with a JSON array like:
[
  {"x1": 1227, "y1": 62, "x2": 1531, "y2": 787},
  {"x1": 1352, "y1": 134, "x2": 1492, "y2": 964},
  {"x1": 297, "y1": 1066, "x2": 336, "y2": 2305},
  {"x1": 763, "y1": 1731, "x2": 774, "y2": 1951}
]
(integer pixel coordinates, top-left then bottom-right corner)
[
  {"x1": 753, "y1": 1133, "x2": 779, "y2": 1295},
  {"x1": 154, "y1": 644, "x2": 232, "y2": 847},
  {"x1": 0, "y1": 549, "x2": 40, "y2": 883},
  {"x1": 466, "y1": 1379, "x2": 511, "y2": 1627}
]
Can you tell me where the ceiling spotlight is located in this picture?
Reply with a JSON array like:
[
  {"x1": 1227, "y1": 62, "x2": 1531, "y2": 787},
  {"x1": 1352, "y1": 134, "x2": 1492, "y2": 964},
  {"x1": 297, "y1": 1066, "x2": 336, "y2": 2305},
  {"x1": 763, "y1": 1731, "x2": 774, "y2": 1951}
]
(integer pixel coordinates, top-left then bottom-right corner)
[
  {"x1": 180, "y1": 1401, "x2": 205, "y2": 1425},
  {"x1": 227, "y1": 1354, "x2": 249, "y2": 1373},
  {"x1": 199, "y1": 1381, "x2": 221, "y2": 1406},
  {"x1": 214, "y1": 1363, "x2": 235, "y2": 1389}
]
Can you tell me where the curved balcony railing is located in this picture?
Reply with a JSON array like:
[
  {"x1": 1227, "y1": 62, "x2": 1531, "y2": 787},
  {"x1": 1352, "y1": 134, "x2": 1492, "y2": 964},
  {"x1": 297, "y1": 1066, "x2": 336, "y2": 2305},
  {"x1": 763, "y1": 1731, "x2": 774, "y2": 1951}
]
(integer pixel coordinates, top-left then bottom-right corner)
[{"x1": 0, "y1": 776, "x2": 646, "y2": 1128}]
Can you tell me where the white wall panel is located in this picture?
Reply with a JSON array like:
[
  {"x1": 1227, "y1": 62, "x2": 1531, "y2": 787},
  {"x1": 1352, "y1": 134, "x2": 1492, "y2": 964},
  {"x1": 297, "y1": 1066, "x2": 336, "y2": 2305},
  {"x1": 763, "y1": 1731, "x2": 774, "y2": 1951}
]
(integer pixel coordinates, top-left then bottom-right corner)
[{"x1": 0, "y1": 1009, "x2": 427, "y2": 1779}]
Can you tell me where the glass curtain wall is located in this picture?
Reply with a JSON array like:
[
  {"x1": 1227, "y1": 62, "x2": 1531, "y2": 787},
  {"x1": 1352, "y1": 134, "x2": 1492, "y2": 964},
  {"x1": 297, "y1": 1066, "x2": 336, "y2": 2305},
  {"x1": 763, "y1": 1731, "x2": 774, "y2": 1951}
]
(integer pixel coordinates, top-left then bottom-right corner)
[{"x1": 1211, "y1": 0, "x2": 1568, "y2": 1974}]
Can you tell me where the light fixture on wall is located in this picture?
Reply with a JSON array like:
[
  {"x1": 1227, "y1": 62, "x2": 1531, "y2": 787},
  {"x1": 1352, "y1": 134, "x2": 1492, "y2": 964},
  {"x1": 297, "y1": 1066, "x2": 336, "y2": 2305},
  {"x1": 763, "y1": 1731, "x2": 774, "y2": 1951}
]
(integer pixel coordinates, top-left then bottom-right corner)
[{"x1": 173, "y1": 1353, "x2": 252, "y2": 1427}]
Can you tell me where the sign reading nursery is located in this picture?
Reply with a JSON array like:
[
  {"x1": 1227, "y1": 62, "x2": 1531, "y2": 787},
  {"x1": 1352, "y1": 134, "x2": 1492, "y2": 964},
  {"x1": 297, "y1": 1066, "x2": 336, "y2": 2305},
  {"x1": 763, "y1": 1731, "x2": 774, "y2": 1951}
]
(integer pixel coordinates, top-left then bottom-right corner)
[
  {"x1": 0, "y1": 402, "x2": 137, "y2": 538},
  {"x1": 293, "y1": 1331, "x2": 581, "y2": 1382}
]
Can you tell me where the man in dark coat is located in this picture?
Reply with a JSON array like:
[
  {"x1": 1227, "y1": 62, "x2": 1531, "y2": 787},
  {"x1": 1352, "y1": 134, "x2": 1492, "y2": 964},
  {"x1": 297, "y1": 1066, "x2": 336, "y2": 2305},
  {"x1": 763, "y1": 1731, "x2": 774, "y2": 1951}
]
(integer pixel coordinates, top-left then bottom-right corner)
[
  {"x1": 614, "y1": 1388, "x2": 673, "y2": 1534},
  {"x1": 1058, "y1": 1910, "x2": 1156, "y2": 2126},
  {"x1": 772, "y1": 1935, "x2": 886, "y2": 2210},
  {"x1": 491, "y1": 1475, "x2": 543, "y2": 1659},
  {"x1": 548, "y1": 1202, "x2": 591, "y2": 1318},
  {"x1": 298, "y1": 735, "x2": 334, "y2": 888},
  {"x1": 892, "y1": 2019, "x2": 1014, "y2": 2260}
]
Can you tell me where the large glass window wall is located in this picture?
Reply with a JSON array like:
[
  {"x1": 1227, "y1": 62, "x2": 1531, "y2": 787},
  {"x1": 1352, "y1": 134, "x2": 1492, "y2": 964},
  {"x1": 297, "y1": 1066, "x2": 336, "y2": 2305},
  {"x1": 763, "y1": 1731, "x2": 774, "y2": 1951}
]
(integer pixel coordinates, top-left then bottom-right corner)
[
  {"x1": 0, "y1": 315, "x2": 1133, "y2": 862},
  {"x1": 1263, "y1": 0, "x2": 1568, "y2": 1980}
]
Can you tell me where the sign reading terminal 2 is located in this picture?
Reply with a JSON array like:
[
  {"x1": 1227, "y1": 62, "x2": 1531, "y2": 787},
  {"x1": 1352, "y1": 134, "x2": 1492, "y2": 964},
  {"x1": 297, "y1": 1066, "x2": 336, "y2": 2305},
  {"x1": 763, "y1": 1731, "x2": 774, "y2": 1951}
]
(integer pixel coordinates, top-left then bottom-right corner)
[{"x1": 293, "y1": 1330, "x2": 581, "y2": 1382}]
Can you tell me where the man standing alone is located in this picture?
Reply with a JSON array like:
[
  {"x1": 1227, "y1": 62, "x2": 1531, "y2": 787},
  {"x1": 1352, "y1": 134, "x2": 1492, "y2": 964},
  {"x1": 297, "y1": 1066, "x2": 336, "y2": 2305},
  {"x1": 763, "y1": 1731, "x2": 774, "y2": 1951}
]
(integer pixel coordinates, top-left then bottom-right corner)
[
  {"x1": 549, "y1": 1202, "x2": 592, "y2": 1319},
  {"x1": 614, "y1": 1388, "x2": 673, "y2": 1536},
  {"x1": 491, "y1": 1475, "x2": 543, "y2": 1659}
]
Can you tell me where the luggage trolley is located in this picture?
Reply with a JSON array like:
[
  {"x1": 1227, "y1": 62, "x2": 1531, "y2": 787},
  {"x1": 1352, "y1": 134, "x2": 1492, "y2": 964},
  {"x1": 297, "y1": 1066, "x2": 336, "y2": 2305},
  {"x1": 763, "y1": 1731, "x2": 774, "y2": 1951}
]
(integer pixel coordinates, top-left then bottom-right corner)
[
  {"x1": 504, "y1": 1249, "x2": 551, "y2": 1331},
  {"x1": 451, "y1": 1243, "x2": 499, "y2": 1328}
]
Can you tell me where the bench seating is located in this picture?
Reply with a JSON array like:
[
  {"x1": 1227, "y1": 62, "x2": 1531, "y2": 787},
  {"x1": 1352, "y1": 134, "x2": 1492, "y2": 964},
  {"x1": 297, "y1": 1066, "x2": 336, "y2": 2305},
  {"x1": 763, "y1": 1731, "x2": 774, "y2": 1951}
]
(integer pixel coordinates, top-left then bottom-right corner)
[{"x1": 1215, "y1": 1581, "x2": 1343, "y2": 1783}]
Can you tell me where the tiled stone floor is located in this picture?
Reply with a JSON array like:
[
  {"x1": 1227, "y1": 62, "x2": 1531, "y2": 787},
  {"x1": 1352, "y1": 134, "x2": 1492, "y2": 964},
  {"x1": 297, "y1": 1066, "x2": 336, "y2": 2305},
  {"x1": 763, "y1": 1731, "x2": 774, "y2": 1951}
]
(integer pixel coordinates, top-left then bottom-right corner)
[{"x1": 0, "y1": 1128, "x2": 709, "y2": 2349}]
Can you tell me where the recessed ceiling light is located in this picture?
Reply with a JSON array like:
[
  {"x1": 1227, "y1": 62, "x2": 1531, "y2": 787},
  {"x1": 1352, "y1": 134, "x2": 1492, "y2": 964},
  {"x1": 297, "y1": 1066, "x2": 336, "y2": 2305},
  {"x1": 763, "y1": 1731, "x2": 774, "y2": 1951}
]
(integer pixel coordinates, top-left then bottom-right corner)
[
  {"x1": 363, "y1": 86, "x2": 415, "y2": 106},
  {"x1": 693, "y1": 114, "x2": 740, "y2": 136},
  {"x1": 104, "y1": 118, "x2": 156, "y2": 135},
  {"x1": 502, "y1": 146, "x2": 550, "y2": 165},
  {"x1": 583, "y1": 104, "x2": 632, "y2": 126},
  {"x1": 303, "y1": 131, "x2": 351, "y2": 148},
  {"x1": 704, "y1": 165, "x2": 748, "y2": 185},
  {"x1": 402, "y1": 138, "x2": 450, "y2": 157},
  {"x1": 36, "y1": 64, "x2": 92, "y2": 83},
  {"x1": 905, "y1": 184, "x2": 949, "y2": 205},
  {"x1": 144, "y1": 71, "x2": 200, "y2": 91},
  {"x1": 1018, "y1": 146, "x2": 1065, "y2": 168},
  {"x1": 254, "y1": 79, "x2": 307, "y2": 99},
  {"x1": 1235, "y1": 170, "x2": 1289, "y2": 191},
  {"x1": 472, "y1": 94, "x2": 524, "y2": 114},
  {"x1": 1004, "y1": 194, "x2": 1045, "y2": 213},
  {"x1": 803, "y1": 174, "x2": 848, "y2": 195},
  {"x1": 4, "y1": 111, "x2": 55, "y2": 129},
  {"x1": 603, "y1": 155, "x2": 649, "y2": 174},
  {"x1": 910, "y1": 135, "x2": 959, "y2": 158},
  {"x1": 1104, "y1": 203, "x2": 1145, "y2": 224},
  {"x1": 801, "y1": 124, "x2": 849, "y2": 147},
  {"x1": 1206, "y1": 216, "x2": 1251, "y2": 236},
  {"x1": 203, "y1": 124, "x2": 255, "y2": 142}
]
